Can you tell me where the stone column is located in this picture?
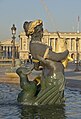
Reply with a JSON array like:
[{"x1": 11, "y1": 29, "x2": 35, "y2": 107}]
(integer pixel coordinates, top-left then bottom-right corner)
[
  {"x1": 53, "y1": 38, "x2": 56, "y2": 51},
  {"x1": 8, "y1": 46, "x2": 9, "y2": 58},
  {"x1": 69, "y1": 38, "x2": 72, "y2": 51},
  {"x1": 9, "y1": 46, "x2": 12, "y2": 58},
  {"x1": 71, "y1": 38, "x2": 76, "y2": 51},
  {"x1": 6, "y1": 46, "x2": 8, "y2": 58},
  {"x1": 49, "y1": 38, "x2": 55, "y2": 51},
  {"x1": 3, "y1": 46, "x2": 5, "y2": 58},
  {"x1": 66, "y1": 38, "x2": 71, "y2": 57},
  {"x1": 79, "y1": 38, "x2": 81, "y2": 60},
  {"x1": 20, "y1": 38, "x2": 22, "y2": 50},
  {"x1": 4, "y1": 46, "x2": 6, "y2": 58},
  {"x1": 0, "y1": 46, "x2": 4, "y2": 58},
  {"x1": 55, "y1": 38, "x2": 57, "y2": 50}
]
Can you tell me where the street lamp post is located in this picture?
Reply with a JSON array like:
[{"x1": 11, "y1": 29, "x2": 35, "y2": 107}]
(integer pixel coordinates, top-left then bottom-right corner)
[
  {"x1": 75, "y1": 37, "x2": 79, "y2": 71},
  {"x1": 11, "y1": 24, "x2": 16, "y2": 67}
]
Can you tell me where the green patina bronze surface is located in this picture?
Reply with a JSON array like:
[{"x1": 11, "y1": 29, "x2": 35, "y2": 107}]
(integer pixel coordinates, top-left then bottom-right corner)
[
  {"x1": 16, "y1": 59, "x2": 66, "y2": 105},
  {"x1": 16, "y1": 19, "x2": 69, "y2": 105}
]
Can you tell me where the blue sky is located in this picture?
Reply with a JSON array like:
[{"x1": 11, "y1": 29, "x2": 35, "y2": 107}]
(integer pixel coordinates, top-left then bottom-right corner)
[{"x1": 0, "y1": 0, "x2": 81, "y2": 40}]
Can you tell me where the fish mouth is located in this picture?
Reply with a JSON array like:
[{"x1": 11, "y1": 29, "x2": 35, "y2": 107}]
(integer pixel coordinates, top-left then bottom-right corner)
[{"x1": 16, "y1": 66, "x2": 34, "y2": 75}]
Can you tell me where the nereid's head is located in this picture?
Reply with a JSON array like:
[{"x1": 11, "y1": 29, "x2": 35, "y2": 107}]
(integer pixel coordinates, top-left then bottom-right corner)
[{"x1": 23, "y1": 19, "x2": 43, "y2": 39}]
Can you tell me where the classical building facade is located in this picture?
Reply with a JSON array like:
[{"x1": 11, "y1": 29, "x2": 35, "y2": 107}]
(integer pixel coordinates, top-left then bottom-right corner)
[
  {"x1": 0, "y1": 30, "x2": 81, "y2": 61},
  {"x1": 42, "y1": 30, "x2": 81, "y2": 60},
  {"x1": 19, "y1": 30, "x2": 81, "y2": 60},
  {"x1": 0, "y1": 39, "x2": 19, "y2": 59}
]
